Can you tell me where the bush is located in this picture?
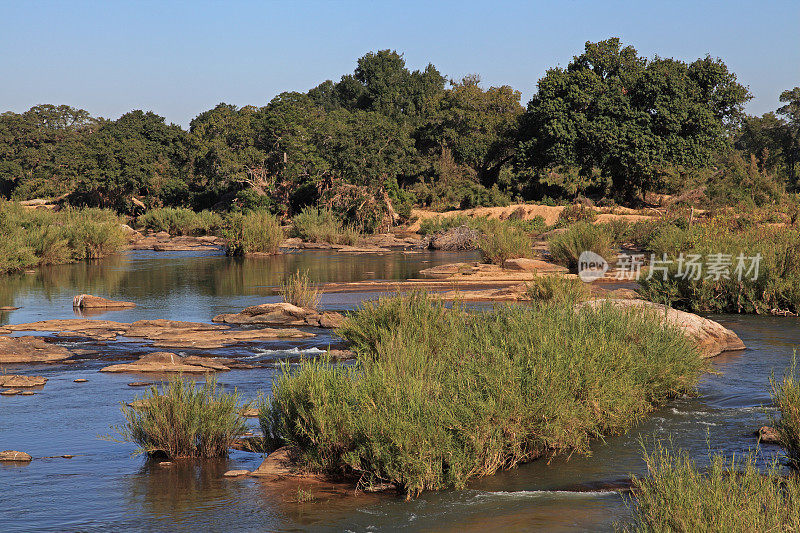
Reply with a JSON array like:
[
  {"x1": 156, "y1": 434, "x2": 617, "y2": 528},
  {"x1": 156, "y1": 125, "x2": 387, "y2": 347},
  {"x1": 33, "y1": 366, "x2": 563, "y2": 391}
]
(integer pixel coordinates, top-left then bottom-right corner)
[
  {"x1": 557, "y1": 203, "x2": 597, "y2": 225},
  {"x1": 623, "y1": 444, "x2": 800, "y2": 532},
  {"x1": 112, "y1": 377, "x2": 248, "y2": 459},
  {"x1": 772, "y1": 354, "x2": 800, "y2": 468},
  {"x1": 291, "y1": 206, "x2": 361, "y2": 245},
  {"x1": 548, "y1": 222, "x2": 616, "y2": 271},
  {"x1": 417, "y1": 215, "x2": 475, "y2": 235},
  {"x1": 138, "y1": 208, "x2": 223, "y2": 236},
  {"x1": 223, "y1": 210, "x2": 283, "y2": 256},
  {"x1": 280, "y1": 270, "x2": 320, "y2": 309},
  {"x1": 638, "y1": 225, "x2": 800, "y2": 314},
  {"x1": 262, "y1": 293, "x2": 704, "y2": 497},
  {"x1": 478, "y1": 219, "x2": 532, "y2": 267},
  {"x1": 525, "y1": 275, "x2": 588, "y2": 303}
]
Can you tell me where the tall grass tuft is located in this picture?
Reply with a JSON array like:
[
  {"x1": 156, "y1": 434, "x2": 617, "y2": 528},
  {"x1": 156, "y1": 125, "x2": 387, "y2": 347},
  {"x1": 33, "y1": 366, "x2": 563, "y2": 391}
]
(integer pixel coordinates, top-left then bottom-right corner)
[
  {"x1": 223, "y1": 210, "x2": 283, "y2": 256},
  {"x1": 548, "y1": 222, "x2": 616, "y2": 271},
  {"x1": 138, "y1": 207, "x2": 223, "y2": 236},
  {"x1": 772, "y1": 354, "x2": 800, "y2": 467},
  {"x1": 478, "y1": 219, "x2": 532, "y2": 267},
  {"x1": 279, "y1": 270, "x2": 320, "y2": 309},
  {"x1": 525, "y1": 275, "x2": 588, "y2": 303},
  {"x1": 623, "y1": 444, "x2": 800, "y2": 532},
  {"x1": 262, "y1": 293, "x2": 705, "y2": 497},
  {"x1": 112, "y1": 376, "x2": 248, "y2": 459},
  {"x1": 291, "y1": 206, "x2": 360, "y2": 245}
]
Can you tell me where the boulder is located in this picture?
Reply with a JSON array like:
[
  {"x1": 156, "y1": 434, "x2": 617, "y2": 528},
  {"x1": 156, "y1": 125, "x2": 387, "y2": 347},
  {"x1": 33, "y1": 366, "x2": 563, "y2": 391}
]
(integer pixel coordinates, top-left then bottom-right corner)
[
  {"x1": 759, "y1": 426, "x2": 781, "y2": 444},
  {"x1": 0, "y1": 336, "x2": 72, "y2": 364},
  {"x1": 0, "y1": 375, "x2": 47, "y2": 388},
  {"x1": 251, "y1": 446, "x2": 306, "y2": 478},
  {"x1": 72, "y1": 294, "x2": 136, "y2": 309},
  {"x1": 0, "y1": 450, "x2": 32, "y2": 462},
  {"x1": 100, "y1": 352, "x2": 230, "y2": 373},
  {"x1": 213, "y1": 302, "x2": 344, "y2": 329},
  {"x1": 580, "y1": 299, "x2": 745, "y2": 358}
]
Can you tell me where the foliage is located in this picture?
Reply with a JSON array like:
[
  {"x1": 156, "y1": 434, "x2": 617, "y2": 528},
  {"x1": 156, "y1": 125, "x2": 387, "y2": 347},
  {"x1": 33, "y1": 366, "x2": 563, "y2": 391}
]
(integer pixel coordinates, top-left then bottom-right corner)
[
  {"x1": 111, "y1": 376, "x2": 247, "y2": 459},
  {"x1": 477, "y1": 219, "x2": 532, "y2": 267},
  {"x1": 548, "y1": 222, "x2": 616, "y2": 271},
  {"x1": 771, "y1": 354, "x2": 800, "y2": 468},
  {"x1": 291, "y1": 206, "x2": 360, "y2": 245},
  {"x1": 638, "y1": 225, "x2": 800, "y2": 314},
  {"x1": 622, "y1": 444, "x2": 800, "y2": 532},
  {"x1": 222, "y1": 210, "x2": 283, "y2": 256},
  {"x1": 525, "y1": 275, "x2": 588, "y2": 303},
  {"x1": 557, "y1": 203, "x2": 597, "y2": 225},
  {"x1": 262, "y1": 293, "x2": 704, "y2": 497},
  {"x1": 137, "y1": 208, "x2": 223, "y2": 235},
  {"x1": 279, "y1": 270, "x2": 321, "y2": 309}
]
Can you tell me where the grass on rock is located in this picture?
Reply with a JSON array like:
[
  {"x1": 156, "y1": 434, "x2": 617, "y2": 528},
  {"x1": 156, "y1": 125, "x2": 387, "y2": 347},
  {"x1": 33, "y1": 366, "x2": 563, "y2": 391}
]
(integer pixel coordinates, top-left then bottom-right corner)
[
  {"x1": 223, "y1": 210, "x2": 283, "y2": 256},
  {"x1": 548, "y1": 221, "x2": 616, "y2": 272},
  {"x1": 261, "y1": 292, "x2": 705, "y2": 497},
  {"x1": 280, "y1": 270, "x2": 321, "y2": 309}
]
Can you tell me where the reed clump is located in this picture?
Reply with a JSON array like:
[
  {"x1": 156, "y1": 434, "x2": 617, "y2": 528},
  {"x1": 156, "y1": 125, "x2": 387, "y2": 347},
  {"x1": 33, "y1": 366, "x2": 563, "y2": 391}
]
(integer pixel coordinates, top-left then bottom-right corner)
[
  {"x1": 525, "y1": 275, "x2": 588, "y2": 303},
  {"x1": 138, "y1": 207, "x2": 223, "y2": 236},
  {"x1": 622, "y1": 444, "x2": 800, "y2": 532},
  {"x1": 223, "y1": 210, "x2": 283, "y2": 256},
  {"x1": 280, "y1": 270, "x2": 320, "y2": 309},
  {"x1": 261, "y1": 293, "x2": 704, "y2": 497},
  {"x1": 113, "y1": 376, "x2": 247, "y2": 459},
  {"x1": 291, "y1": 206, "x2": 361, "y2": 245},
  {"x1": 477, "y1": 219, "x2": 532, "y2": 267},
  {"x1": 548, "y1": 221, "x2": 616, "y2": 271},
  {"x1": 772, "y1": 355, "x2": 800, "y2": 468}
]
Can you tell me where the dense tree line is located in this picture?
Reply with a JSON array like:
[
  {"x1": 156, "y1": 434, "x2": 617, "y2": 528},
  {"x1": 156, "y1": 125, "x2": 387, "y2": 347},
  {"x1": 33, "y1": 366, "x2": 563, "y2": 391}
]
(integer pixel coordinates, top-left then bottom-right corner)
[{"x1": 1, "y1": 39, "x2": 797, "y2": 218}]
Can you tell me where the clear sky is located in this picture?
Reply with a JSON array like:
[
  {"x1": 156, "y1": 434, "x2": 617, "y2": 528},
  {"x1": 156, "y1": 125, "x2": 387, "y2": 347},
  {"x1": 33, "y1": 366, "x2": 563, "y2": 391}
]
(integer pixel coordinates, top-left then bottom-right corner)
[{"x1": 2, "y1": 0, "x2": 798, "y2": 127}]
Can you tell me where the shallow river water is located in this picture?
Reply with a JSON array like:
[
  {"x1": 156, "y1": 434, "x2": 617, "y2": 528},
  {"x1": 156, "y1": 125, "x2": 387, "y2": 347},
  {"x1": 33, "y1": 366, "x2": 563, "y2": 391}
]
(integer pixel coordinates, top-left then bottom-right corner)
[{"x1": 0, "y1": 249, "x2": 798, "y2": 532}]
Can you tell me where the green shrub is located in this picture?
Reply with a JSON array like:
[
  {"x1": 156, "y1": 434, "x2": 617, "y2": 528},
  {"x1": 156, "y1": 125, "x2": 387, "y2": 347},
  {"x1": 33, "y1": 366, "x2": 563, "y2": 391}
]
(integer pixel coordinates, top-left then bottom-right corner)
[
  {"x1": 262, "y1": 293, "x2": 704, "y2": 497},
  {"x1": 772, "y1": 354, "x2": 800, "y2": 468},
  {"x1": 223, "y1": 210, "x2": 283, "y2": 256},
  {"x1": 557, "y1": 203, "x2": 597, "y2": 225},
  {"x1": 478, "y1": 219, "x2": 532, "y2": 267},
  {"x1": 525, "y1": 275, "x2": 588, "y2": 303},
  {"x1": 639, "y1": 226, "x2": 800, "y2": 314},
  {"x1": 548, "y1": 222, "x2": 616, "y2": 271},
  {"x1": 138, "y1": 208, "x2": 223, "y2": 236},
  {"x1": 280, "y1": 270, "x2": 320, "y2": 309},
  {"x1": 623, "y1": 444, "x2": 800, "y2": 532},
  {"x1": 291, "y1": 206, "x2": 361, "y2": 245},
  {"x1": 112, "y1": 377, "x2": 248, "y2": 459},
  {"x1": 417, "y1": 215, "x2": 475, "y2": 235}
]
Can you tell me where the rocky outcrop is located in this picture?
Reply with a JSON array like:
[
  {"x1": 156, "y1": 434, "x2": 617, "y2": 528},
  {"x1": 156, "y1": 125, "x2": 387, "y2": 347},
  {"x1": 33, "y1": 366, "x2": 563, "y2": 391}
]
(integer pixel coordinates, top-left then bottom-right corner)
[
  {"x1": 6, "y1": 318, "x2": 314, "y2": 349},
  {"x1": 213, "y1": 302, "x2": 344, "y2": 329},
  {"x1": 0, "y1": 336, "x2": 73, "y2": 364},
  {"x1": 758, "y1": 426, "x2": 781, "y2": 444},
  {"x1": 128, "y1": 231, "x2": 224, "y2": 251},
  {"x1": 72, "y1": 294, "x2": 136, "y2": 309},
  {"x1": 100, "y1": 352, "x2": 231, "y2": 373},
  {"x1": 0, "y1": 375, "x2": 47, "y2": 388},
  {"x1": 0, "y1": 451, "x2": 32, "y2": 462},
  {"x1": 250, "y1": 446, "x2": 307, "y2": 478},
  {"x1": 580, "y1": 299, "x2": 745, "y2": 358}
]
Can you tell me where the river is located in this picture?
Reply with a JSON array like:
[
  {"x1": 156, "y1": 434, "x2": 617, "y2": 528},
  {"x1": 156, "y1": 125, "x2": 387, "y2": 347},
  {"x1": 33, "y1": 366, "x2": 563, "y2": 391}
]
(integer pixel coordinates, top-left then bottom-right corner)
[{"x1": 0, "y1": 249, "x2": 797, "y2": 532}]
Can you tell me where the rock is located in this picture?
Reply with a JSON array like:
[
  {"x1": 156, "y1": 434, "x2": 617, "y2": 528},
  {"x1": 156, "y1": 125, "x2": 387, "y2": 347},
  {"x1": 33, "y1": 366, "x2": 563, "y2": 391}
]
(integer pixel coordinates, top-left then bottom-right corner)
[
  {"x1": 579, "y1": 299, "x2": 745, "y2": 358},
  {"x1": 241, "y1": 407, "x2": 260, "y2": 417},
  {"x1": 128, "y1": 382, "x2": 153, "y2": 387},
  {"x1": 327, "y1": 349, "x2": 354, "y2": 360},
  {"x1": 213, "y1": 302, "x2": 344, "y2": 329},
  {"x1": 0, "y1": 306, "x2": 19, "y2": 312},
  {"x1": 223, "y1": 469, "x2": 250, "y2": 477},
  {"x1": 100, "y1": 351, "x2": 230, "y2": 373},
  {"x1": 418, "y1": 262, "x2": 479, "y2": 279},
  {"x1": 0, "y1": 375, "x2": 47, "y2": 388},
  {"x1": 0, "y1": 450, "x2": 32, "y2": 462},
  {"x1": 72, "y1": 294, "x2": 136, "y2": 309},
  {"x1": 429, "y1": 226, "x2": 480, "y2": 251},
  {"x1": 20, "y1": 391, "x2": 35, "y2": 396},
  {"x1": 759, "y1": 426, "x2": 781, "y2": 444},
  {"x1": 251, "y1": 446, "x2": 306, "y2": 478},
  {"x1": 1, "y1": 389, "x2": 21, "y2": 396},
  {"x1": 0, "y1": 336, "x2": 73, "y2": 364},
  {"x1": 73, "y1": 379, "x2": 88, "y2": 383},
  {"x1": 158, "y1": 461, "x2": 174, "y2": 467},
  {"x1": 504, "y1": 258, "x2": 568, "y2": 274}
]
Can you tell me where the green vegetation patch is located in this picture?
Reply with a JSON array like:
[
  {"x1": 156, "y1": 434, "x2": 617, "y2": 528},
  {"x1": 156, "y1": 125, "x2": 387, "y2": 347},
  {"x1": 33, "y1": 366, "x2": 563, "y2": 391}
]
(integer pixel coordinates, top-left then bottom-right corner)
[{"x1": 223, "y1": 210, "x2": 283, "y2": 256}]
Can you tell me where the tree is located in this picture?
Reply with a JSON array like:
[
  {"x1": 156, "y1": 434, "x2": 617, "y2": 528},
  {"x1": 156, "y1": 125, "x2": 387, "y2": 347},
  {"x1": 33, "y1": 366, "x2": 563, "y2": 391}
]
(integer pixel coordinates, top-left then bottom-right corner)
[
  {"x1": 516, "y1": 38, "x2": 751, "y2": 201},
  {"x1": 777, "y1": 87, "x2": 800, "y2": 185}
]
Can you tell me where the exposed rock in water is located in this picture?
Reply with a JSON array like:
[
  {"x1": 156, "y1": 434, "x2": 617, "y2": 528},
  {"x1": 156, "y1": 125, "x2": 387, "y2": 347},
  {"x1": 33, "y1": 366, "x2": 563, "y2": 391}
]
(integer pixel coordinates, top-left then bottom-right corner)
[
  {"x1": 0, "y1": 306, "x2": 19, "y2": 312},
  {"x1": 213, "y1": 302, "x2": 344, "y2": 329},
  {"x1": 100, "y1": 352, "x2": 232, "y2": 373},
  {"x1": 0, "y1": 375, "x2": 47, "y2": 388},
  {"x1": 128, "y1": 382, "x2": 153, "y2": 387},
  {"x1": 241, "y1": 407, "x2": 260, "y2": 417},
  {"x1": 1, "y1": 389, "x2": 21, "y2": 396},
  {"x1": 251, "y1": 446, "x2": 308, "y2": 478},
  {"x1": 428, "y1": 225, "x2": 480, "y2": 251},
  {"x1": 503, "y1": 258, "x2": 568, "y2": 274},
  {"x1": 72, "y1": 294, "x2": 136, "y2": 309},
  {"x1": 223, "y1": 469, "x2": 250, "y2": 477},
  {"x1": 758, "y1": 426, "x2": 781, "y2": 444},
  {"x1": 580, "y1": 299, "x2": 745, "y2": 358},
  {"x1": 0, "y1": 336, "x2": 73, "y2": 364},
  {"x1": 0, "y1": 450, "x2": 32, "y2": 462},
  {"x1": 73, "y1": 379, "x2": 88, "y2": 383}
]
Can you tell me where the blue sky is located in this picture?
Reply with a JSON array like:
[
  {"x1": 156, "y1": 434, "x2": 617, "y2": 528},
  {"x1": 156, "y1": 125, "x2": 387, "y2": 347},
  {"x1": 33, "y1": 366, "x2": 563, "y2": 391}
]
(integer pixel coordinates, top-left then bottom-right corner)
[{"x1": 2, "y1": 0, "x2": 798, "y2": 126}]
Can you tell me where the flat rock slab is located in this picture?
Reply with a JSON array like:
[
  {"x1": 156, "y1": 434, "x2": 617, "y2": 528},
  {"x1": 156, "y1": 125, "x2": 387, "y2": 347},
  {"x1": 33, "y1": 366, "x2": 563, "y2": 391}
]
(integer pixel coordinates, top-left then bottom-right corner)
[
  {"x1": 0, "y1": 375, "x2": 47, "y2": 388},
  {"x1": 5, "y1": 318, "x2": 314, "y2": 350},
  {"x1": 101, "y1": 352, "x2": 232, "y2": 373},
  {"x1": 213, "y1": 302, "x2": 344, "y2": 329},
  {"x1": 0, "y1": 336, "x2": 73, "y2": 364},
  {"x1": 580, "y1": 299, "x2": 745, "y2": 358},
  {"x1": 223, "y1": 470, "x2": 250, "y2": 477},
  {"x1": 0, "y1": 450, "x2": 32, "y2": 462},
  {"x1": 251, "y1": 446, "x2": 308, "y2": 479},
  {"x1": 72, "y1": 294, "x2": 136, "y2": 309}
]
